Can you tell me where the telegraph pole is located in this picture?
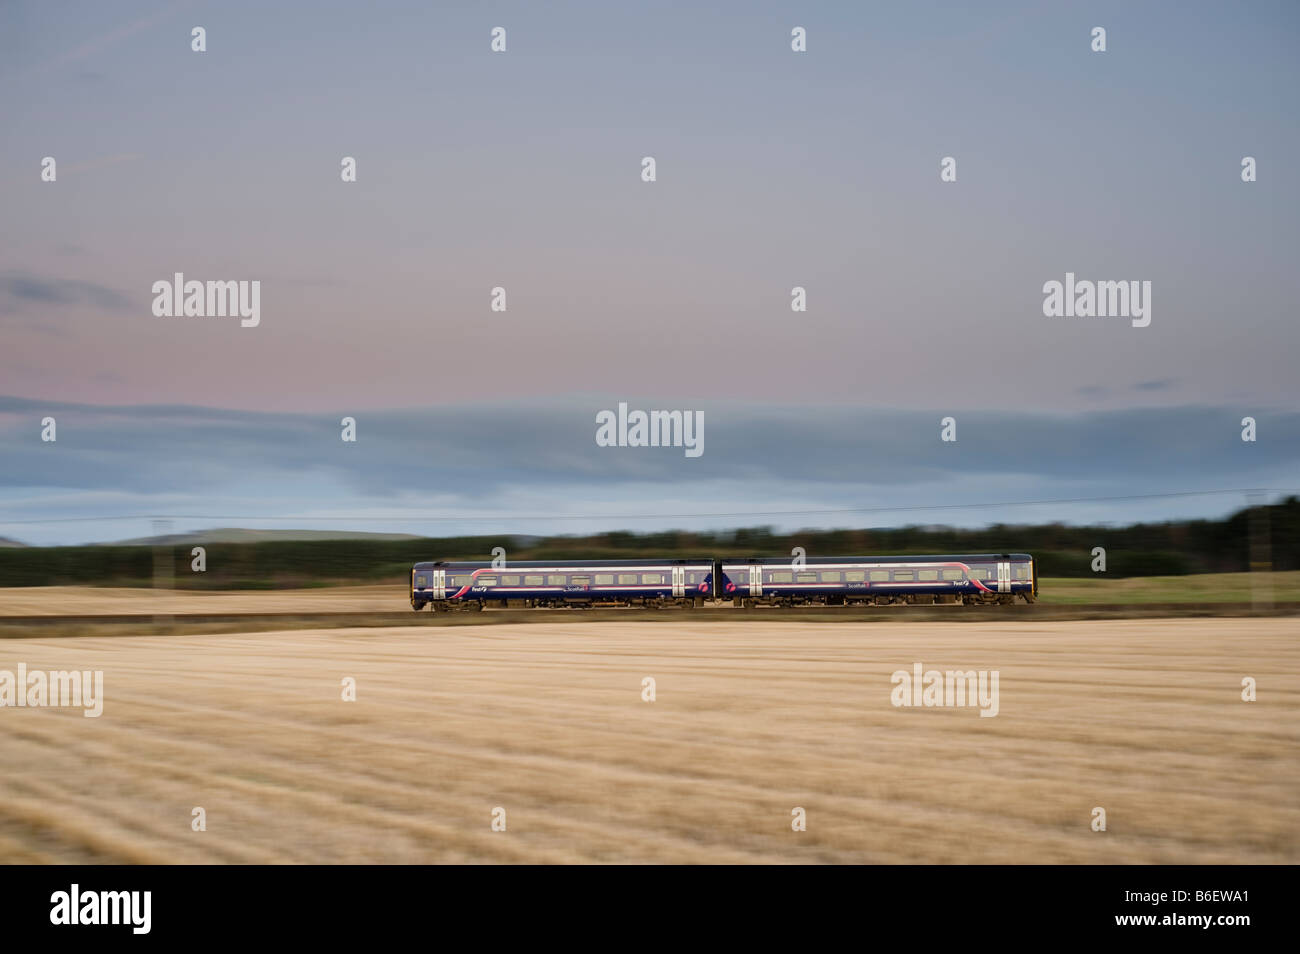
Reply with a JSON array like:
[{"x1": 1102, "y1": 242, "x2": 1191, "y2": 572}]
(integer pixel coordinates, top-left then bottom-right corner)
[
  {"x1": 1247, "y1": 492, "x2": 1272, "y2": 612},
  {"x1": 153, "y1": 517, "x2": 174, "y2": 630}
]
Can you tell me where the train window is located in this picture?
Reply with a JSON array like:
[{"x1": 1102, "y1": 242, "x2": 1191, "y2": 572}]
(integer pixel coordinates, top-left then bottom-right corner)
[
  {"x1": 642, "y1": 573, "x2": 663, "y2": 584},
  {"x1": 796, "y1": 572, "x2": 817, "y2": 583},
  {"x1": 525, "y1": 575, "x2": 544, "y2": 585},
  {"x1": 1015, "y1": 565, "x2": 1030, "y2": 580},
  {"x1": 968, "y1": 568, "x2": 989, "y2": 580},
  {"x1": 821, "y1": 571, "x2": 841, "y2": 582},
  {"x1": 595, "y1": 574, "x2": 614, "y2": 585},
  {"x1": 415, "y1": 575, "x2": 429, "y2": 588},
  {"x1": 547, "y1": 575, "x2": 565, "y2": 585},
  {"x1": 845, "y1": 571, "x2": 864, "y2": 581},
  {"x1": 918, "y1": 570, "x2": 938, "y2": 581},
  {"x1": 942, "y1": 569, "x2": 965, "y2": 581},
  {"x1": 771, "y1": 571, "x2": 793, "y2": 583},
  {"x1": 478, "y1": 576, "x2": 497, "y2": 586},
  {"x1": 870, "y1": 571, "x2": 890, "y2": 582},
  {"x1": 572, "y1": 575, "x2": 591, "y2": 585},
  {"x1": 502, "y1": 576, "x2": 519, "y2": 586},
  {"x1": 451, "y1": 575, "x2": 471, "y2": 587},
  {"x1": 619, "y1": 574, "x2": 638, "y2": 584},
  {"x1": 894, "y1": 570, "x2": 914, "y2": 581}
]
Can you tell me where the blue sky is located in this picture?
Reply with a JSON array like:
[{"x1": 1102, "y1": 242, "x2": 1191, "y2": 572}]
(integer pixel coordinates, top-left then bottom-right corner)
[{"x1": 2, "y1": 2, "x2": 1297, "y2": 544}]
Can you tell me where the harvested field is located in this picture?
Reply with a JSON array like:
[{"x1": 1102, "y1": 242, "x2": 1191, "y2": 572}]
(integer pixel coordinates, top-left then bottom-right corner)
[
  {"x1": 0, "y1": 618, "x2": 1295, "y2": 863},
  {"x1": 0, "y1": 584, "x2": 404, "y2": 616}
]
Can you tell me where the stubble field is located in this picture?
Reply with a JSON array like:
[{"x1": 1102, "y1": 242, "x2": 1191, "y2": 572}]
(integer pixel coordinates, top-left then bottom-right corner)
[{"x1": 0, "y1": 617, "x2": 1295, "y2": 863}]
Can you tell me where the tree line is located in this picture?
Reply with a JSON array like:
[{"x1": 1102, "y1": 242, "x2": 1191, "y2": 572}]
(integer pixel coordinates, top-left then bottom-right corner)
[{"x1": 1, "y1": 497, "x2": 1296, "y2": 588}]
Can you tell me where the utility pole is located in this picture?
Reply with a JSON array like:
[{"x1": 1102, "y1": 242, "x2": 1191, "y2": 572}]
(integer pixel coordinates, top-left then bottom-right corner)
[
  {"x1": 153, "y1": 518, "x2": 174, "y2": 631},
  {"x1": 1247, "y1": 492, "x2": 1272, "y2": 612}
]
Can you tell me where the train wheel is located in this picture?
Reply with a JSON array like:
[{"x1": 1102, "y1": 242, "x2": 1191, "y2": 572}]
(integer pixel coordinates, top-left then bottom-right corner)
[{"x1": 412, "y1": 601, "x2": 426, "y2": 612}]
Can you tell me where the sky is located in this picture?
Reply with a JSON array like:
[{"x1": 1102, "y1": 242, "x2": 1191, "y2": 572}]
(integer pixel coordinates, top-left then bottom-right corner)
[{"x1": 2, "y1": 1, "x2": 1297, "y2": 545}]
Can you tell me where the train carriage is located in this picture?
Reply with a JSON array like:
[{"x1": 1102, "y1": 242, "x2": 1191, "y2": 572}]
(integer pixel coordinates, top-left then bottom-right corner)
[
  {"x1": 411, "y1": 558, "x2": 716, "y2": 610},
  {"x1": 721, "y1": 554, "x2": 1037, "y2": 606}
]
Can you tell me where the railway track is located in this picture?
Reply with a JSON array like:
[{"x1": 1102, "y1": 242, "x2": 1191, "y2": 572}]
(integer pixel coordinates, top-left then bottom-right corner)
[{"x1": 0, "y1": 601, "x2": 1297, "y2": 635}]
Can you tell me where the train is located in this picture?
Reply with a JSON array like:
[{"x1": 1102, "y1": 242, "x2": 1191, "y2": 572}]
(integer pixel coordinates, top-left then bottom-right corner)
[{"x1": 410, "y1": 553, "x2": 1037, "y2": 610}]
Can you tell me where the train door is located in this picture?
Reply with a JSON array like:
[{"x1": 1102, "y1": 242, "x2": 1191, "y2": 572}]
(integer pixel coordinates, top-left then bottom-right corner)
[
  {"x1": 996, "y1": 561, "x2": 1011, "y2": 593},
  {"x1": 671, "y1": 565, "x2": 686, "y2": 598},
  {"x1": 433, "y1": 568, "x2": 446, "y2": 600},
  {"x1": 749, "y1": 563, "x2": 763, "y2": 597}
]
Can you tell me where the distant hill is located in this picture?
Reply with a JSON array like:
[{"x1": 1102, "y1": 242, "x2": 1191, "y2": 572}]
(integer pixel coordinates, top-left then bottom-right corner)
[
  {"x1": 97, "y1": 528, "x2": 424, "y2": 546},
  {"x1": 0, "y1": 536, "x2": 28, "y2": 548}
]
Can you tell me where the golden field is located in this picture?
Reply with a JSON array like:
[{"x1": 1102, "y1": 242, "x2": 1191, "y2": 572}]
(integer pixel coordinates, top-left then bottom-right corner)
[
  {"x1": 0, "y1": 584, "x2": 403, "y2": 616},
  {"x1": 0, "y1": 617, "x2": 1295, "y2": 863}
]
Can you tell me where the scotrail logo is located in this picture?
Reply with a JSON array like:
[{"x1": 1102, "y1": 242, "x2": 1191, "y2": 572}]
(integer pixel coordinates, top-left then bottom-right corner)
[{"x1": 595, "y1": 402, "x2": 704, "y2": 458}]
